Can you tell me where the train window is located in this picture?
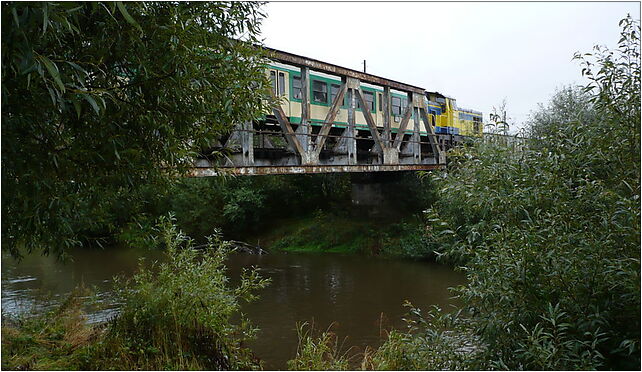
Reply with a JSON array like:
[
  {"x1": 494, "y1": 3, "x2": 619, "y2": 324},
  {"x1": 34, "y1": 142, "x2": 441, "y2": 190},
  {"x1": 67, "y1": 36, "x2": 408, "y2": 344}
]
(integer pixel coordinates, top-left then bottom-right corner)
[
  {"x1": 292, "y1": 75, "x2": 302, "y2": 100},
  {"x1": 312, "y1": 80, "x2": 327, "y2": 103},
  {"x1": 391, "y1": 96, "x2": 402, "y2": 116},
  {"x1": 278, "y1": 72, "x2": 285, "y2": 96},
  {"x1": 330, "y1": 84, "x2": 346, "y2": 106},
  {"x1": 401, "y1": 97, "x2": 408, "y2": 111},
  {"x1": 363, "y1": 90, "x2": 374, "y2": 111},
  {"x1": 378, "y1": 94, "x2": 382, "y2": 111},
  {"x1": 270, "y1": 71, "x2": 277, "y2": 95}
]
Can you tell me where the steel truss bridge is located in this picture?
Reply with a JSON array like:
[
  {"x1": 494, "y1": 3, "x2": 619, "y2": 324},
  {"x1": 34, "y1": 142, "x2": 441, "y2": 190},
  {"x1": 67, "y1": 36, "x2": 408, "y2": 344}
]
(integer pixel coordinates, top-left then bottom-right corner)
[{"x1": 190, "y1": 48, "x2": 447, "y2": 176}]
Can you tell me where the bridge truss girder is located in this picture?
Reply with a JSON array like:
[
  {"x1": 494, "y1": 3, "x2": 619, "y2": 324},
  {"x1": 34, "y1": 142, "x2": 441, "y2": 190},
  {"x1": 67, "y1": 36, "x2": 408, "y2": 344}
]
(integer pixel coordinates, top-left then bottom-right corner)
[{"x1": 191, "y1": 48, "x2": 446, "y2": 176}]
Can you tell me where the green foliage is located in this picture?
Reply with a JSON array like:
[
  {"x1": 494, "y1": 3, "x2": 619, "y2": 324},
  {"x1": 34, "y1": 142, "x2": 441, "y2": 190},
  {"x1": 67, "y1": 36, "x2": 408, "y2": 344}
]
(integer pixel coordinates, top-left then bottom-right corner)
[
  {"x1": 363, "y1": 304, "x2": 481, "y2": 370},
  {"x1": 162, "y1": 174, "x2": 352, "y2": 241},
  {"x1": 95, "y1": 216, "x2": 270, "y2": 370},
  {"x1": 287, "y1": 322, "x2": 352, "y2": 371},
  {"x1": 286, "y1": 304, "x2": 481, "y2": 371},
  {"x1": 1, "y1": 288, "x2": 100, "y2": 370},
  {"x1": 416, "y1": 15, "x2": 640, "y2": 370},
  {"x1": 2, "y1": 218, "x2": 270, "y2": 370},
  {"x1": 1, "y1": 1, "x2": 272, "y2": 259}
]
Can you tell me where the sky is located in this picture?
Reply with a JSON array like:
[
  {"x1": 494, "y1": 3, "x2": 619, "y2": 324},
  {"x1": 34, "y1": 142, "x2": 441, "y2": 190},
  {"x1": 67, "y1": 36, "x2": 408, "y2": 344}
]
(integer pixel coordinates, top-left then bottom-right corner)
[{"x1": 259, "y1": 1, "x2": 640, "y2": 132}]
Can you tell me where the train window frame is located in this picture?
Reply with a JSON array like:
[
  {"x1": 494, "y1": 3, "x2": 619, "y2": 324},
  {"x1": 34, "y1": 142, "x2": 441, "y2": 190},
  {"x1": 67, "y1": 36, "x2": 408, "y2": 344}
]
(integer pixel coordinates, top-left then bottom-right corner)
[
  {"x1": 362, "y1": 90, "x2": 375, "y2": 112},
  {"x1": 330, "y1": 83, "x2": 348, "y2": 107},
  {"x1": 391, "y1": 96, "x2": 402, "y2": 116},
  {"x1": 292, "y1": 75, "x2": 302, "y2": 100},
  {"x1": 312, "y1": 80, "x2": 328, "y2": 104},
  {"x1": 270, "y1": 70, "x2": 277, "y2": 95},
  {"x1": 278, "y1": 72, "x2": 285, "y2": 96}
]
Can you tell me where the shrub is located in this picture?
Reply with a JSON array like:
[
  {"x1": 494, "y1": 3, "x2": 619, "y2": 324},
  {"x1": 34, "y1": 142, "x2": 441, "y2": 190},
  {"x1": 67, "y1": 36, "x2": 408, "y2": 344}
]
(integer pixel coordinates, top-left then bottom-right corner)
[
  {"x1": 94, "y1": 216, "x2": 270, "y2": 370},
  {"x1": 416, "y1": 15, "x2": 640, "y2": 370}
]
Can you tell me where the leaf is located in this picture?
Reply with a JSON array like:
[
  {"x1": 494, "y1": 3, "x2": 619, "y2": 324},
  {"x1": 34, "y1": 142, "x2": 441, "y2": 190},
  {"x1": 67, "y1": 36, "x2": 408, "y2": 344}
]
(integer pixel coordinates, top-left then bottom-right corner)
[
  {"x1": 42, "y1": 3, "x2": 48, "y2": 35},
  {"x1": 39, "y1": 55, "x2": 66, "y2": 93},
  {"x1": 72, "y1": 99, "x2": 82, "y2": 118},
  {"x1": 83, "y1": 94, "x2": 101, "y2": 115},
  {"x1": 116, "y1": 2, "x2": 143, "y2": 35},
  {"x1": 11, "y1": 7, "x2": 19, "y2": 27}
]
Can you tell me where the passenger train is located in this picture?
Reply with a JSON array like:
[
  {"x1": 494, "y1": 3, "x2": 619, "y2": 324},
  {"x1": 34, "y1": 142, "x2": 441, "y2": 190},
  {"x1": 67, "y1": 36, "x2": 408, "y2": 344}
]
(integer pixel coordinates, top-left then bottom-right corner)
[{"x1": 266, "y1": 61, "x2": 483, "y2": 141}]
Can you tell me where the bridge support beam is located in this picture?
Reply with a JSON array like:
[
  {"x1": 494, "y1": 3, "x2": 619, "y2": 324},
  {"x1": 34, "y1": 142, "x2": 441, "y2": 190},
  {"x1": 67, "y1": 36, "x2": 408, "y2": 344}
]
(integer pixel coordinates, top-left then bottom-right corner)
[
  {"x1": 297, "y1": 66, "x2": 311, "y2": 157},
  {"x1": 241, "y1": 121, "x2": 254, "y2": 166},
  {"x1": 413, "y1": 105, "x2": 421, "y2": 164},
  {"x1": 382, "y1": 86, "x2": 391, "y2": 147},
  {"x1": 345, "y1": 78, "x2": 358, "y2": 165}
]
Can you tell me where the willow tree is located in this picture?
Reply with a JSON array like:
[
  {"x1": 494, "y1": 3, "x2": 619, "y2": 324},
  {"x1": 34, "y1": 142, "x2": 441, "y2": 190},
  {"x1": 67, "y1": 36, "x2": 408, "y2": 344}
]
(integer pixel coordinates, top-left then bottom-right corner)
[{"x1": 1, "y1": 2, "x2": 272, "y2": 258}]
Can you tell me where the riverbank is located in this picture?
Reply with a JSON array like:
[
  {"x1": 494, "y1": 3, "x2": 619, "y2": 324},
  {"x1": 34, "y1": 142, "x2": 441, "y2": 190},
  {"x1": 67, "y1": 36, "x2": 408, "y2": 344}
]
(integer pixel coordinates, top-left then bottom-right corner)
[{"x1": 242, "y1": 212, "x2": 435, "y2": 259}]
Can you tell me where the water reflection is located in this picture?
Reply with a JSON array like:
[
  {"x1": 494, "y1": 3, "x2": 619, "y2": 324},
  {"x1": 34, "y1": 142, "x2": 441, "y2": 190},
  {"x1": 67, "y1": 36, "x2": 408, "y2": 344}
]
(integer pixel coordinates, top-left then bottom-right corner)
[{"x1": 225, "y1": 253, "x2": 465, "y2": 369}]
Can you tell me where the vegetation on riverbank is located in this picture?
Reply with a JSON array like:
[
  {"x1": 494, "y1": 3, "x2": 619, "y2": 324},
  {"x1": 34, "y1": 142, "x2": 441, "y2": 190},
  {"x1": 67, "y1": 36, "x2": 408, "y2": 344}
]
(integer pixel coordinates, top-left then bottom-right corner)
[
  {"x1": 2, "y1": 219, "x2": 269, "y2": 370},
  {"x1": 117, "y1": 171, "x2": 437, "y2": 260},
  {"x1": 285, "y1": 15, "x2": 640, "y2": 371},
  {"x1": 383, "y1": 16, "x2": 640, "y2": 370},
  {"x1": 256, "y1": 212, "x2": 432, "y2": 259}
]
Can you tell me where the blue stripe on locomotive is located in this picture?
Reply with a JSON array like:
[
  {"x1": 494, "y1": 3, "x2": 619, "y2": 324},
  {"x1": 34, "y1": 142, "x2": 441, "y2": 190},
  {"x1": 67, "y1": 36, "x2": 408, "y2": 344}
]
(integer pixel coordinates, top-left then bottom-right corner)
[
  {"x1": 428, "y1": 107, "x2": 442, "y2": 115},
  {"x1": 436, "y1": 126, "x2": 460, "y2": 135}
]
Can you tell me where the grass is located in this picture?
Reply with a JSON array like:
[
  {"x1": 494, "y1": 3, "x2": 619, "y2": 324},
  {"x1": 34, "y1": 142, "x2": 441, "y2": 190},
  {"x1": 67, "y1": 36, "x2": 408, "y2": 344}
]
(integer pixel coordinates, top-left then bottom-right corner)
[
  {"x1": 1, "y1": 288, "x2": 101, "y2": 370},
  {"x1": 253, "y1": 211, "x2": 432, "y2": 258}
]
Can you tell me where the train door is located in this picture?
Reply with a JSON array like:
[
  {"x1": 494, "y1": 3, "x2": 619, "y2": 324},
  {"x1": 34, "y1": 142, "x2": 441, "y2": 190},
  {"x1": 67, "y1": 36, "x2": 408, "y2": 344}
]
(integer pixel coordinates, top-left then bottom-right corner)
[{"x1": 268, "y1": 69, "x2": 290, "y2": 116}]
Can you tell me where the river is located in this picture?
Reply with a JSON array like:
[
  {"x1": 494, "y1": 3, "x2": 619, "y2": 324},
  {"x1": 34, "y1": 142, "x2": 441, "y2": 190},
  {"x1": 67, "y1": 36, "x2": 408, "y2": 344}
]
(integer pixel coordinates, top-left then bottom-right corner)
[{"x1": 1, "y1": 247, "x2": 465, "y2": 369}]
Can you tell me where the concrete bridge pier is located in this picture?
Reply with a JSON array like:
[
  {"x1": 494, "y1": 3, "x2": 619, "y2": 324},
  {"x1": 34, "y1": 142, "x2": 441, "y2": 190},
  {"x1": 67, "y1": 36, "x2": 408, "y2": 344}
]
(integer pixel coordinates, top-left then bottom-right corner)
[{"x1": 350, "y1": 172, "x2": 401, "y2": 218}]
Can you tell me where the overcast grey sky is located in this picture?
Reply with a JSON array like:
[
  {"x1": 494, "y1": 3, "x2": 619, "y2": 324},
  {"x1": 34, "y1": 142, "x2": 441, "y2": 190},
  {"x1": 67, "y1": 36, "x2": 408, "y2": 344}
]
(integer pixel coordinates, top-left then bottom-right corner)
[{"x1": 259, "y1": 1, "x2": 640, "y2": 131}]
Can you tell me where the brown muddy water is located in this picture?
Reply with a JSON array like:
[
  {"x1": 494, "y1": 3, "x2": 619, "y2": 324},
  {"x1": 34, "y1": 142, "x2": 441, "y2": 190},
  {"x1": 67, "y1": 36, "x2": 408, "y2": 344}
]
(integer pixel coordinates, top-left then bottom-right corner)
[{"x1": 1, "y1": 247, "x2": 465, "y2": 369}]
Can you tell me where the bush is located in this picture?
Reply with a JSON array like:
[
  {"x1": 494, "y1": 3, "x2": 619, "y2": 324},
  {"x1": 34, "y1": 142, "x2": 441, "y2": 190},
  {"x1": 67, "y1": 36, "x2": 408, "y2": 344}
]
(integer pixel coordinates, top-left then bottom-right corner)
[
  {"x1": 2, "y1": 217, "x2": 270, "y2": 370},
  {"x1": 414, "y1": 15, "x2": 640, "y2": 370},
  {"x1": 95, "y1": 216, "x2": 270, "y2": 370}
]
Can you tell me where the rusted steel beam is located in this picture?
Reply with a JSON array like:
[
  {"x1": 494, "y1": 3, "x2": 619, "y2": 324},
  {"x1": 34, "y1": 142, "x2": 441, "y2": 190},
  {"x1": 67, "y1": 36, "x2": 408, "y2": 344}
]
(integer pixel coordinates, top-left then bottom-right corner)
[
  {"x1": 265, "y1": 47, "x2": 425, "y2": 94},
  {"x1": 241, "y1": 121, "x2": 254, "y2": 166},
  {"x1": 419, "y1": 106, "x2": 444, "y2": 161},
  {"x1": 392, "y1": 96, "x2": 414, "y2": 150},
  {"x1": 382, "y1": 86, "x2": 391, "y2": 147},
  {"x1": 189, "y1": 163, "x2": 444, "y2": 177},
  {"x1": 346, "y1": 82, "x2": 357, "y2": 164},
  {"x1": 412, "y1": 107, "x2": 421, "y2": 164},
  {"x1": 315, "y1": 78, "x2": 347, "y2": 156},
  {"x1": 355, "y1": 87, "x2": 384, "y2": 153},
  {"x1": 272, "y1": 104, "x2": 305, "y2": 156},
  {"x1": 298, "y1": 66, "x2": 310, "y2": 152}
]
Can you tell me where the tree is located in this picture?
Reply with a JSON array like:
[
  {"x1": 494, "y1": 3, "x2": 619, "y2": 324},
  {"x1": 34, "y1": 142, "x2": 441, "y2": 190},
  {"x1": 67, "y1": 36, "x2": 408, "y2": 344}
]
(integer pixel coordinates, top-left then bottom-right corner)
[{"x1": 1, "y1": 2, "x2": 272, "y2": 258}]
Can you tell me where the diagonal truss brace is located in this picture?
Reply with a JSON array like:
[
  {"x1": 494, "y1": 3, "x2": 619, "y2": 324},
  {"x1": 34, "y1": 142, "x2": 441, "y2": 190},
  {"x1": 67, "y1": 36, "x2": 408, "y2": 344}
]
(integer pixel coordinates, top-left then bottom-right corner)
[
  {"x1": 392, "y1": 100, "x2": 414, "y2": 151},
  {"x1": 314, "y1": 78, "x2": 347, "y2": 157},
  {"x1": 355, "y1": 87, "x2": 385, "y2": 154},
  {"x1": 272, "y1": 103, "x2": 306, "y2": 156}
]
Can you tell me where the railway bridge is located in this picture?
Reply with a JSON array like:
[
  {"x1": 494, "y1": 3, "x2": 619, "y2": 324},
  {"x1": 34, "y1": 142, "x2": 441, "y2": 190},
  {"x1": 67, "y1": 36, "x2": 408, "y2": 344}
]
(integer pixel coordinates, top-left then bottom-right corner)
[{"x1": 190, "y1": 48, "x2": 448, "y2": 177}]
